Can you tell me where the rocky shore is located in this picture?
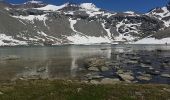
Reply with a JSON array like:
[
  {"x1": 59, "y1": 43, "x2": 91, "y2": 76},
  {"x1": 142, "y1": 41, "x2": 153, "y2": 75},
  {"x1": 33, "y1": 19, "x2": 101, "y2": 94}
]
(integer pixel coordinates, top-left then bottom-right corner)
[{"x1": 77, "y1": 49, "x2": 170, "y2": 84}]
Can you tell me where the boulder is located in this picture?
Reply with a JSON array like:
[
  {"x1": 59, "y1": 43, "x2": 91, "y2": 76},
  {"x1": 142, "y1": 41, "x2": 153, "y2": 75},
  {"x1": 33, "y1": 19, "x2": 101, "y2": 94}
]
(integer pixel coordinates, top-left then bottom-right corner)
[
  {"x1": 101, "y1": 78, "x2": 120, "y2": 84},
  {"x1": 0, "y1": 91, "x2": 3, "y2": 95},
  {"x1": 88, "y1": 67, "x2": 99, "y2": 71},
  {"x1": 118, "y1": 72, "x2": 134, "y2": 82},
  {"x1": 85, "y1": 58, "x2": 106, "y2": 68},
  {"x1": 137, "y1": 74, "x2": 152, "y2": 81},
  {"x1": 90, "y1": 80, "x2": 100, "y2": 84},
  {"x1": 37, "y1": 67, "x2": 46, "y2": 72},
  {"x1": 101, "y1": 66, "x2": 109, "y2": 72},
  {"x1": 85, "y1": 73, "x2": 104, "y2": 80}
]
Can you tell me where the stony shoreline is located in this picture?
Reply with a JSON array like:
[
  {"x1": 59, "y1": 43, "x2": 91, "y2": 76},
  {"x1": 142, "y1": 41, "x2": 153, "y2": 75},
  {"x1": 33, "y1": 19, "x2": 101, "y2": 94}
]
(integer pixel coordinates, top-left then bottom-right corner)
[{"x1": 77, "y1": 49, "x2": 170, "y2": 84}]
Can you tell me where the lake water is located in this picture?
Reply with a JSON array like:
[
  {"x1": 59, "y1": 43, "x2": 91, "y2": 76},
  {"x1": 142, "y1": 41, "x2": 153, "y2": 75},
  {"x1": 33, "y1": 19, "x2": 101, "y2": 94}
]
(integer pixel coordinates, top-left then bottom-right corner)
[{"x1": 0, "y1": 45, "x2": 170, "y2": 84}]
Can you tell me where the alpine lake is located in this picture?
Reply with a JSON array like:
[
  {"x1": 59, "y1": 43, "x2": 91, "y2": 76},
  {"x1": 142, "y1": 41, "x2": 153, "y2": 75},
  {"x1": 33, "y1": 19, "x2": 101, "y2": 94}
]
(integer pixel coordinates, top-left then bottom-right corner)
[{"x1": 0, "y1": 44, "x2": 170, "y2": 84}]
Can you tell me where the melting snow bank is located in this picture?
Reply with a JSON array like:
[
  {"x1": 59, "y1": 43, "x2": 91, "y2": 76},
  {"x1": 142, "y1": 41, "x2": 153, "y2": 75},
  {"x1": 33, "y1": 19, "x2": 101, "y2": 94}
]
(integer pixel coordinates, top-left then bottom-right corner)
[
  {"x1": 0, "y1": 34, "x2": 27, "y2": 46},
  {"x1": 131, "y1": 38, "x2": 170, "y2": 44},
  {"x1": 1, "y1": 33, "x2": 170, "y2": 46},
  {"x1": 36, "y1": 3, "x2": 69, "y2": 11},
  {"x1": 12, "y1": 14, "x2": 48, "y2": 23},
  {"x1": 67, "y1": 34, "x2": 111, "y2": 45}
]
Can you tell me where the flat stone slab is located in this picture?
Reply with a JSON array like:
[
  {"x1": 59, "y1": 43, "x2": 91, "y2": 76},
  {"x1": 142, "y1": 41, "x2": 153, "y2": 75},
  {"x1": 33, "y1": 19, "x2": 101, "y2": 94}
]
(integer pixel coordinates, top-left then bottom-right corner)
[
  {"x1": 137, "y1": 74, "x2": 152, "y2": 81},
  {"x1": 118, "y1": 72, "x2": 134, "y2": 82},
  {"x1": 101, "y1": 78, "x2": 120, "y2": 84}
]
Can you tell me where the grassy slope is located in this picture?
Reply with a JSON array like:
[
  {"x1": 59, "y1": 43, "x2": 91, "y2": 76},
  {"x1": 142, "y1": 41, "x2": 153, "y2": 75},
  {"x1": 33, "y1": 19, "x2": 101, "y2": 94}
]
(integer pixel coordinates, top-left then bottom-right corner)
[{"x1": 0, "y1": 80, "x2": 170, "y2": 100}]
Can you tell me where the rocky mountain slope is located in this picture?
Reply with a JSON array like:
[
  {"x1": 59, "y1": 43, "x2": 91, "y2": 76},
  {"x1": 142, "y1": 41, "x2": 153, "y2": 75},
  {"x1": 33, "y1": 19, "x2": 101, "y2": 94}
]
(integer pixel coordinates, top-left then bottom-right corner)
[{"x1": 0, "y1": 0, "x2": 170, "y2": 46}]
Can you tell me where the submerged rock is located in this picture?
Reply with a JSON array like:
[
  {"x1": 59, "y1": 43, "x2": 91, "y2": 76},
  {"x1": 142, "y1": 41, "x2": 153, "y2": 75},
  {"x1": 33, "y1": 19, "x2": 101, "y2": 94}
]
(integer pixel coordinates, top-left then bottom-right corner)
[
  {"x1": 3, "y1": 55, "x2": 20, "y2": 60},
  {"x1": 146, "y1": 70, "x2": 160, "y2": 75},
  {"x1": 143, "y1": 60, "x2": 152, "y2": 65},
  {"x1": 37, "y1": 67, "x2": 46, "y2": 72},
  {"x1": 140, "y1": 63, "x2": 152, "y2": 68},
  {"x1": 85, "y1": 73, "x2": 104, "y2": 80},
  {"x1": 126, "y1": 60, "x2": 138, "y2": 64},
  {"x1": 84, "y1": 58, "x2": 106, "y2": 68},
  {"x1": 130, "y1": 57, "x2": 140, "y2": 61},
  {"x1": 161, "y1": 74, "x2": 170, "y2": 78}
]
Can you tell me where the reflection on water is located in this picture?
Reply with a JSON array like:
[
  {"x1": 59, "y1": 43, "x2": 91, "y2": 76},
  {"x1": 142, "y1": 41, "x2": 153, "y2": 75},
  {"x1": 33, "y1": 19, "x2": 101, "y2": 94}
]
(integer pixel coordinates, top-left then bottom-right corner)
[
  {"x1": 69, "y1": 46, "x2": 112, "y2": 77},
  {"x1": 0, "y1": 45, "x2": 111, "y2": 80},
  {"x1": 0, "y1": 45, "x2": 170, "y2": 84}
]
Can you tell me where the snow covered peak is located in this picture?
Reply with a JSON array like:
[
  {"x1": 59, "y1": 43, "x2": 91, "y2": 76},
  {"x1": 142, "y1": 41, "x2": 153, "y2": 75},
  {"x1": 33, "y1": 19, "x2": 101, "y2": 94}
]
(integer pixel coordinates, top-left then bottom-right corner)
[
  {"x1": 147, "y1": 6, "x2": 170, "y2": 19},
  {"x1": 36, "y1": 3, "x2": 69, "y2": 11},
  {"x1": 124, "y1": 11, "x2": 135, "y2": 14},
  {"x1": 80, "y1": 3, "x2": 100, "y2": 11},
  {"x1": 24, "y1": 0, "x2": 43, "y2": 4}
]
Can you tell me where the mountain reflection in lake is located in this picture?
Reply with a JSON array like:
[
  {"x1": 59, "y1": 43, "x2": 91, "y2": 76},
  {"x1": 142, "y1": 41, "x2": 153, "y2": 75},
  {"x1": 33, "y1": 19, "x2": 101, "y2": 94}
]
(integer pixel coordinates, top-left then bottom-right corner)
[{"x1": 0, "y1": 45, "x2": 170, "y2": 84}]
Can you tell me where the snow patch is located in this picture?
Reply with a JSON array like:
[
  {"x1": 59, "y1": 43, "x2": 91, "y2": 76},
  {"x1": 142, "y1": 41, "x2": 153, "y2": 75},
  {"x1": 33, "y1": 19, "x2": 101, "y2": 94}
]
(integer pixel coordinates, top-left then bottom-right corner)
[
  {"x1": 80, "y1": 3, "x2": 100, "y2": 11},
  {"x1": 85, "y1": 11, "x2": 103, "y2": 17},
  {"x1": 103, "y1": 12, "x2": 116, "y2": 18},
  {"x1": 114, "y1": 34, "x2": 135, "y2": 42},
  {"x1": 12, "y1": 14, "x2": 48, "y2": 23},
  {"x1": 64, "y1": 11, "x2": 74, "y2": 15},
  {"x1": 132, "y1": 37, "x2": 170, "y2": 44},
  {"x1": 163, "y1": 20, "x2": 170, "y2": 27},
  {"x1": 0, "y1": 34, "x2": 27, "y2": 46},
  {"x1": 37, "y1": 31, "x2": 62, "y2": 44},
  {"x1": 69, "y1": 18, "x2": 78, "y2": 33},
  {"x1": 124, "y1": 11, "x2": 135, "y2": 14},
  {"x1": 69, "y1": 18, "x2": 85, "y2": 36},
  {"x1": 67, "y1": 34, "x2": 111, "y2": 44},
  {"x1": 147, "y1": 7, "x2": 170, "y2": 27},
  {"x1": 101, "y1": 22, "x2": 112, "y2": 39},
  {"x1": 4, "y1": 7, "x2": 10, "y2": 11},
  {"x1": 36, "y1": 3, "x2": 68, "y2": 11}
]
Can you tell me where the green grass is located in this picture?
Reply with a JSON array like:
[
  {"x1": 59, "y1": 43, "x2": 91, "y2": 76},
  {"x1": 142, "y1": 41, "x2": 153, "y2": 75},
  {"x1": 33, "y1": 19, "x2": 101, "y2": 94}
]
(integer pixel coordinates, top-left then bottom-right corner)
[{"x1": 0, "y1": 80, "x2": 169, "y2": 100}]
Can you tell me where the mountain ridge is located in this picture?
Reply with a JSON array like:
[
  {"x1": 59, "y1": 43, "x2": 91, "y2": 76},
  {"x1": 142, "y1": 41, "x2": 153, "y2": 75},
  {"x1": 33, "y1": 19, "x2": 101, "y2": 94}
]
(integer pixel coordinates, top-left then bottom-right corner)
[{"x1": 0, "y1": 1, "x2": 170, "y2": 46}]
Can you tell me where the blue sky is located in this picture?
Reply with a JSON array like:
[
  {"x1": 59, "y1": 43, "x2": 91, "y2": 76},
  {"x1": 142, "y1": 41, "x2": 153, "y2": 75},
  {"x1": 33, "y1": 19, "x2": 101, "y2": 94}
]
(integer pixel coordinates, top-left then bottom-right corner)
[{"x1": 5, "y1": 0, "x2": 169, "y2": 13}]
